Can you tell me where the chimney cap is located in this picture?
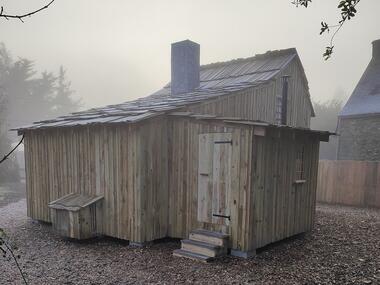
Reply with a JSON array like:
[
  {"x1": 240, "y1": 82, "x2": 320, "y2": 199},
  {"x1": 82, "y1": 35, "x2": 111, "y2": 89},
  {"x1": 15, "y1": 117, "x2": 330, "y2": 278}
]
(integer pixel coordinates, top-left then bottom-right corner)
[{"x1": 172, "y1": 39, "x2": 200, "y2": 47}]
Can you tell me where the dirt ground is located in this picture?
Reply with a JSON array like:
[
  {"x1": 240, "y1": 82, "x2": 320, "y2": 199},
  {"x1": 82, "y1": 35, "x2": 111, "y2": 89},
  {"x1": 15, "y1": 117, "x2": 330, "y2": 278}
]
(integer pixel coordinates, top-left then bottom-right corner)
[{"x1": 0, "y1": 192, "x2": 379, "y2": 284}]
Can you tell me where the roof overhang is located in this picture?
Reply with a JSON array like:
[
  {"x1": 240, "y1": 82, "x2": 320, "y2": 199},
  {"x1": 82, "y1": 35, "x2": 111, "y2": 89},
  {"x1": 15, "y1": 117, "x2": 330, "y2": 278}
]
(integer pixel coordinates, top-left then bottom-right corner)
[
  {"x1": 338, "y1": 112, "x2": 380, "y2": 120},
  {"x1": 169, "y1": 112, "x2": 333, "y2": 142}
]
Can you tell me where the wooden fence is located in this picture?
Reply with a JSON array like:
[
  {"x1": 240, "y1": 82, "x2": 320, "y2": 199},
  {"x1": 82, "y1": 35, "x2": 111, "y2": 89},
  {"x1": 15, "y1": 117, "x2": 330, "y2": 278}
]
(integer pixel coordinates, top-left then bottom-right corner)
[{"x1": 317, "y1": 160, "x2": 380, "y2": 208}]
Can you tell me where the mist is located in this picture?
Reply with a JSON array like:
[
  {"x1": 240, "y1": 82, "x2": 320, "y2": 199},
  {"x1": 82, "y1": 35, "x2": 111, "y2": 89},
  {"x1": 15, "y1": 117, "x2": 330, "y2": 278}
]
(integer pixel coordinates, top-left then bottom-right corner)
[
  {"x1": 0, "y1": 0, "x2": 379, "y2": 110},
  {"x1": 2, "y1": 1, "x2": 380, "y2": 283}
]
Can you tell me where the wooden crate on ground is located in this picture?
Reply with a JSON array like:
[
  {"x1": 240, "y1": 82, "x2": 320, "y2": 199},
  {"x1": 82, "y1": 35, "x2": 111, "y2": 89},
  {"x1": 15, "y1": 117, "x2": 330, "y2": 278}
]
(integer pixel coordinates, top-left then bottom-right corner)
[{"x1": 48, "y1": 193, "x2": 104, "y2": 239}]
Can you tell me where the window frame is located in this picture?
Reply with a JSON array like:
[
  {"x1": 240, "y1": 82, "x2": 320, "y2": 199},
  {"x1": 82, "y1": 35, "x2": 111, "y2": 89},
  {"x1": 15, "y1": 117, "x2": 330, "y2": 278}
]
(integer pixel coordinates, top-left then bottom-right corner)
[{"x1": 294, "y1": 144, "x2": 306, "y2": 184}]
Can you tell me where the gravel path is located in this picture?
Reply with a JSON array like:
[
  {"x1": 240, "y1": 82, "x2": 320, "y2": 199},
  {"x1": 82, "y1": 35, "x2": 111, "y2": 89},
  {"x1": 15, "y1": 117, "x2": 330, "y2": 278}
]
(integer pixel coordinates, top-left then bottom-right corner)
[
  {"x1": 0, "y1": 183, "x2": 26, "y2": 208},
  {"x1": 1, "y1": 200, "x2": 379, "y2": 285}
]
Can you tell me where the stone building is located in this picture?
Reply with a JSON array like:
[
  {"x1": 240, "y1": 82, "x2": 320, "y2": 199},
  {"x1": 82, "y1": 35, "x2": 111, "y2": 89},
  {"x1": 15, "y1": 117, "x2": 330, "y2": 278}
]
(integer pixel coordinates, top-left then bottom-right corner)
[{"x1": 337, "y1": 39, "x2": 380, "y2": 161}]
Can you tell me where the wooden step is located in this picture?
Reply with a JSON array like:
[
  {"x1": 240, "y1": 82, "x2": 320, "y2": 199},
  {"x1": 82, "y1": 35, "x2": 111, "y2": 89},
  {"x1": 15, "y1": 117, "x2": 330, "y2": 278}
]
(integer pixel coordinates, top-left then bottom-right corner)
[
  {"x1": 181, "y1": 239, "x2": 226, "y2": 257},
  {"x1": 189, "y1": 229, "x2": 229, "y2": 246},
  {"x1": 173, "y1": 249, "x2": 214, "y2": 263}
]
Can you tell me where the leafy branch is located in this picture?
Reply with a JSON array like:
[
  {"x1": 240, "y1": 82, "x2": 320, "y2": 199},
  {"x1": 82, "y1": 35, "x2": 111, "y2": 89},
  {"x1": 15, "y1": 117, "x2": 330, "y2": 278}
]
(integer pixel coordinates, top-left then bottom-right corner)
[
  {"x1": 0, "y1": 0, "x2": 55, "y2": 23},
  {"x1": 0, "y1": 228, "x2": 28, "y2": 284},
  {"x1": 293, "y1": 0, "x2": 361, "y2": 60},
  {"x1": 291, "y1": 0, "x2": 313, "y2": 7}
]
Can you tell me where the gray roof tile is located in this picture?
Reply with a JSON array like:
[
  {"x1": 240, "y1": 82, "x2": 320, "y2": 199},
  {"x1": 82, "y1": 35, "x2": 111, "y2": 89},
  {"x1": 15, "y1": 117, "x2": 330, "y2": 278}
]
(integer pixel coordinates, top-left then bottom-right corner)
[
  {"x1": 340, "y1": 59, "x2": 380, "y2": 117},
  {"x1": 16, "y1": 48, "x2": 303, "y2": 131}
]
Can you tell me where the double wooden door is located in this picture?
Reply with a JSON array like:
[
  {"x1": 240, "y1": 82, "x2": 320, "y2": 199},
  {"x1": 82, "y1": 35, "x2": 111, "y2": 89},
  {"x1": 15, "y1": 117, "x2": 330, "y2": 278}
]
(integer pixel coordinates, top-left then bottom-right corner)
[{"x1": 197, "y1": 133, "x2": 232, "y2": 226}]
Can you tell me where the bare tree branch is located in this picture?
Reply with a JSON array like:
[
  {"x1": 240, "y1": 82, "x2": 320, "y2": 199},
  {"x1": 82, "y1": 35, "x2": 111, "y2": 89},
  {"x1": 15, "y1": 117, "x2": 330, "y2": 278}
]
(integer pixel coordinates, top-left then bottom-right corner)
[
  {"x1": 0, "y1": 0, "x2": 55, "y2": 22},
  {"x1": 1, "y1": 228, "x2": 28, "y2": 284},
  {"x1": 0, "y1": 135, "x2": 24, "y2": 164},
  {"x1": 3, "y1": 242, "x2": 28, "y2": 284}
]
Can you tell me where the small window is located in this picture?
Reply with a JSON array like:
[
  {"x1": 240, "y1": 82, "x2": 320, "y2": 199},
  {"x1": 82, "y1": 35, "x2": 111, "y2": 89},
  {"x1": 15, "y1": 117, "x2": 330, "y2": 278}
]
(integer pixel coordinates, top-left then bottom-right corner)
[{"x1": 295, "y1": 145, "x2": 305, "y2": 181}]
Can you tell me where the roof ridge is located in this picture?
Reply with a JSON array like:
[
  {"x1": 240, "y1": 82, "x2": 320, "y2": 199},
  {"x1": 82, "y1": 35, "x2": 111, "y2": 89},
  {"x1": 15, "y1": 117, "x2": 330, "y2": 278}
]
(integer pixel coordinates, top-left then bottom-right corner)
[{"x1": 200, "y1": 48, "x2": 297, "y2": 70}]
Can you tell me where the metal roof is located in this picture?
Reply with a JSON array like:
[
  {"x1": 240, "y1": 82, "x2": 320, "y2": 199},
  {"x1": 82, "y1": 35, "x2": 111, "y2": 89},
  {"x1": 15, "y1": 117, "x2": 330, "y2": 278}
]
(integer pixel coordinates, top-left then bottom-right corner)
[
  {"x1": 16, "y1": 48, "x2": 309, "y2": 132},
  {"x1": 340, "y1": 59, "x2": 380, "y2": 117},
  {"x1": 168, "y1": 112, "x2": 332, "y2": 142},
  {"x1": 48, "y1": 193, "x2": 104, "y2": 212}
]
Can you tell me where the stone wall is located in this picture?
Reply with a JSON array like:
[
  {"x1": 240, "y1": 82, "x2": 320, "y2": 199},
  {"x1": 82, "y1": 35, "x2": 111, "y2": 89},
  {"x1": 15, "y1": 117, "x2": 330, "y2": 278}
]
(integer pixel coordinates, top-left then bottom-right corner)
[{"x1": 337, "y1": 115, "x2": 380, "y2": 161}]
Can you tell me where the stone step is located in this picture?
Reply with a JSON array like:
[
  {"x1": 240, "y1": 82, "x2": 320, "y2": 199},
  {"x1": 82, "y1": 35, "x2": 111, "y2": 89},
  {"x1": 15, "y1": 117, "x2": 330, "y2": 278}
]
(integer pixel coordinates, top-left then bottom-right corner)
[
  {"x1": 173, "y1": 249, "x2": 214, "y2": 262},
  {"x1": 189, "y1": 229, "x2": 229, "y2": 247},
  {"x1": 181, "y1": 239, "x2": 226, "y2": 257}
]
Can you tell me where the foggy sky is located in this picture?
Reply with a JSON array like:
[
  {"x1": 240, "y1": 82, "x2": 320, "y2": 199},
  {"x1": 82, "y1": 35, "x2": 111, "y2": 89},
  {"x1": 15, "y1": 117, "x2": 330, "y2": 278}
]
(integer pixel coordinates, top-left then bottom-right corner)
[{"x1": 0, "y1": 0, "x2": 379, "y2": 111}]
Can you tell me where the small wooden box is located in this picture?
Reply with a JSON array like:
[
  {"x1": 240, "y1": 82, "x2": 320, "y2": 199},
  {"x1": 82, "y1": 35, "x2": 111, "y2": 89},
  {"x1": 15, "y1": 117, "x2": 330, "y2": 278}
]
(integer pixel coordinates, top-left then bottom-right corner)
[{"x1": 48, "y1": 193, "x2": 104, "y2": 239}]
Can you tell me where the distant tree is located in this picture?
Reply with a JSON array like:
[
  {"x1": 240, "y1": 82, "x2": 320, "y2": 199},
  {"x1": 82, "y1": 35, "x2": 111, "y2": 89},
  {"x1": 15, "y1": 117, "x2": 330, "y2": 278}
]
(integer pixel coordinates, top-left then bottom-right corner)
[
  {"x1": 311, "y1": 99, "x2": 342, "y2": 132},
  {"x1": 0, "y1": 134, "x2": 20, "y2": 183},
  {"x1": 292, "y1": 0, "x2": 361, "y2": 60},
  {"x1": 0, "y1": 0, "x2": 55, "y2": 22},
  {"x1": 0, "y1": 43, "x2": 81, "y2": 182},
  {"x1": 311, "y1": 98, "x2": 344, "y2": 159},
  {"x1": 30, "y1": 71, "x2": 58, "y2": 119},
  {"x1": 0, "y1": 43, "x2": 82, "y2": 132},
  {"x1": 53, "y1": 66, "x2": 82, "y2": 117},
  {"x1": 0, "y1": 3, "x2": 56, "y2": 282},
  {"x1": 0, "y1": 44, "x2": 19, "y2": 183}
]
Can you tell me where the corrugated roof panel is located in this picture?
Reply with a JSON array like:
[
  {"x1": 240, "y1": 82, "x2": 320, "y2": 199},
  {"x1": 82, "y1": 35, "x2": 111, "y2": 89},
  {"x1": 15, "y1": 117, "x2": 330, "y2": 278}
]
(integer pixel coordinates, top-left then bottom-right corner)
[
  {"x1": 110, "y1": 112, "x2": 164, "y2": 123},
  {"x1": 44, "y1": 116, "x2": 124, "y2": 127},
  {"x1": 16, "y1": 48, "x2": 299, "y2": 131}
]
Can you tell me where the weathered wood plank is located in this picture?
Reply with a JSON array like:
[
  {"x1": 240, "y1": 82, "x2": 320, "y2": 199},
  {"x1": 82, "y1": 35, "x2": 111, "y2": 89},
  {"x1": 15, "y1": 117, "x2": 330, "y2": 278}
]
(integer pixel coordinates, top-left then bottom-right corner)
[{"x1": 317, "y1": 160, "x2": 380, "y2": 208}]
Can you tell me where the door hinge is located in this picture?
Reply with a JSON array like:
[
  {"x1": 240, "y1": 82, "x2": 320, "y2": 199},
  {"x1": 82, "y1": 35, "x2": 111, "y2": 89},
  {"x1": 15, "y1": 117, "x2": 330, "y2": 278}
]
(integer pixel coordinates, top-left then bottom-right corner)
[
  {"x1": 214, "y1": 140, "x2": 232, "y2": 145},
  {"x1": 212, "y1": 214, "x2": 231, "y2": 220}
]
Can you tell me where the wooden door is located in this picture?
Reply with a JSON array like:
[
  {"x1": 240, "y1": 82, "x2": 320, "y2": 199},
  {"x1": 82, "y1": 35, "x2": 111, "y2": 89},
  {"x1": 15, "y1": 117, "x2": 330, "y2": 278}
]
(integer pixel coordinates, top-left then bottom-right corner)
[{"x1": 197, "y1": 133, "x2": 232, "y2": 226}]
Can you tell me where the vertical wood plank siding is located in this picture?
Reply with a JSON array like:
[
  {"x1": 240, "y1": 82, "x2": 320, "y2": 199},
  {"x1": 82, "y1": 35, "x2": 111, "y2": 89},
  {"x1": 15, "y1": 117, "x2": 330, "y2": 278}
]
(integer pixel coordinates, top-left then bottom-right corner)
[
  {"x1": 24, "y1": 118, "x2": 169, "y2": 243},
  {"x1": 167, "y1": 118, "x2": 254, "y2": 251},
  {"x1": 251, "y1": 130, "x2": 320, "y2": 249},
  {"x1": 186, "y1": 60, "x2": 312, "y2": 129},
  {"x1": 317, "y1": 160, "x2": 380, "y2": 208},
  {"x1": 167, "y1": 119, "x2": 320, "y2": 252},
  {"x1": 24, "y1": 116, "x2": 320, "y2": 251}
]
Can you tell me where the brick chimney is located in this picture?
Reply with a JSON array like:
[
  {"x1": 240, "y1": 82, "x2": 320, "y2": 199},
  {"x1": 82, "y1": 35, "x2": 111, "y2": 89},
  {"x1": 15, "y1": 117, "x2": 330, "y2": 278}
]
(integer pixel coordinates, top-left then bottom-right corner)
[
  {"x1": 171, "y1": 40, "x2": 200, "y2": 95},
  {"x1": 372, "y1": 39, "x2": 380, "y2": 61}
]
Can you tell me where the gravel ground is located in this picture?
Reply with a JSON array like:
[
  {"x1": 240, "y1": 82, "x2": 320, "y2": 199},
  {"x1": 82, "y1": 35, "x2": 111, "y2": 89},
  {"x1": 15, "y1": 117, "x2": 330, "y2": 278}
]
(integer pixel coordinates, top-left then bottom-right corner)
[
  {"x1": 0, "y1": 200, "x2": 379, "y2": 285},
  {"x1": 0, "y1": 183, "x2": 26, "y2": 208}
]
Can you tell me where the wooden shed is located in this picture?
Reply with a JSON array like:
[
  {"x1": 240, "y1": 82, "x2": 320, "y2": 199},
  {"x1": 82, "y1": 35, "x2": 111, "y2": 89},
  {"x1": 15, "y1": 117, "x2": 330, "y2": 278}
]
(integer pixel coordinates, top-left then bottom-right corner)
[{"x1": 16, "y1": 40, "x2": 330, "y2": 260}]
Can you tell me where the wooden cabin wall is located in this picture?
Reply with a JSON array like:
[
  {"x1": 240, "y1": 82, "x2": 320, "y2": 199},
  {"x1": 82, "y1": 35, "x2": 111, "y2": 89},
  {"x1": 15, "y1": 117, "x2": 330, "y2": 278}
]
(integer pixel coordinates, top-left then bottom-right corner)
[
  {"x1": 185, "y1": 85, "x2": 277, "y2": 125},
  {"x1": 167, "y1": 118, "x2": 255, "y2": 252},
  {"x1": 24, "y1": 117, "x2": 320, "y2": 251},
  {"x1": 185, "y1": 59, "x2": 313, "y2": 129},
  {"x1": 23, "y1": 119, "x2": 169, "y2": 243},
  {"x1": 137, "y1": 119, "x2": 169, "y2": 242},
  {"x1": 277, "y1": 58, "x2": 313, "y2": 128},
  {"x1": 24, "y1": 127, "x2": 100, "y2": 223},
  {"x1": 251, "y1": 130, "x2": 320, "y2": 249}
]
